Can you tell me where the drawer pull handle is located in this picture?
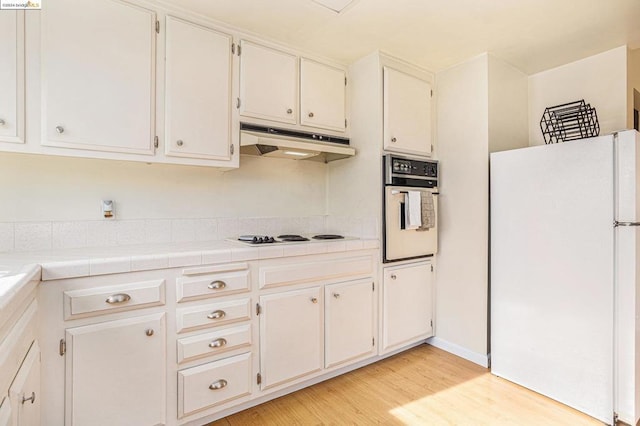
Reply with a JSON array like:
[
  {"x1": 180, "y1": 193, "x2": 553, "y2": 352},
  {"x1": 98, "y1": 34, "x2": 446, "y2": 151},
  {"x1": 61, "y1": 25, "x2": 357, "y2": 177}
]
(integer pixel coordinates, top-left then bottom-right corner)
[
  {"x1": 22, "y1": 392, "x2": 36, "y2": 404},
  {"x1": 105, "y1": 293, "x2": 131, "y2": 304},
  {"x1": 209, "y1": 379, "x2": 228, "y2": 390},
  {"x1": 208, "y1": 280, "x2": 227, "y2": 290},
  {"x1": 146, "y1": 329, "x2": 154, "y2": 337},
  {"x1": 209, "y1": 338, "x2": 227, "y2": 348},
  {"x1": 207, "y1": 310, "x2": 226, "y2": 320}
]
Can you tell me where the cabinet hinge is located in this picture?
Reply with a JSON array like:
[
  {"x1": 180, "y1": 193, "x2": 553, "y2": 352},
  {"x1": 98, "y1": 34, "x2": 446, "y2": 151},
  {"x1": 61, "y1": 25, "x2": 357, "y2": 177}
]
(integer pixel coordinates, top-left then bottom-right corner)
[
  {"x1": 372, "y1": 282, "x2": 374, "y2": 291},
  {"x1": 613, "y1": 411, "x2": 619, "y2": 425},
  {"x1": 256, "y1": 303, "x2": 261, "y2": 316},
  {"x1": 430, "y1": 319, "x2": 433, "y2": 327},
  {"x1": 154, "y1": 136, "x2": 159, "y2": 149},
  {"x1": 230, "y1": 144, "x2": 235, "y2": 155},
  {"x1": 231, "y1": 43, "x2": 236, "y2": 55},
  {"x1": 237, "y1": 44, "x2": 242, "y2": 56},
  {"x1": 430, "y1": 89, "x2": 433, "y2": 97},
  {"x1": 372, "y1": 337, "x2": 375, "y2": 347},
  {"x1": 257, "y1": 373, "x2": 262, "y2": 385},
  {"x1": 345, "y1": 118, "x2": 347, "y2": 128},
  {"x1": 344, "y1": 76, "x2": 347, "y2": 86},
  {"x1": 59, "y1": 339, "x2": 66, "y2": 356},
  {"x1": 155, "y1": 20, "x2": 160, "y2": 34},
  {"x1": 430, "y1": 264, "x2": 434, "y2": 272},
  {"x1": 236, "y1": 98, "x2": 241, "y2": 109}
]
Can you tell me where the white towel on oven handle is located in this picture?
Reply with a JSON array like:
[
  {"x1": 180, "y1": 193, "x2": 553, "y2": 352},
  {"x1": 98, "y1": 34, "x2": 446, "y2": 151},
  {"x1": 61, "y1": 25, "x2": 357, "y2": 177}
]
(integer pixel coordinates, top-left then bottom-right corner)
[{"x1": 405, "y1": 190, "x2": 422, "y2": 230}]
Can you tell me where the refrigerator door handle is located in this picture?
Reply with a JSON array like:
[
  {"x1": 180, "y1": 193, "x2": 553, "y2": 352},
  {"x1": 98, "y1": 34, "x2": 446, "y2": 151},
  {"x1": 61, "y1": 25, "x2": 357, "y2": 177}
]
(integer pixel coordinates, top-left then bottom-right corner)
[{"x1": 613, "y1": 220, "x2": 640, "y2": 227}]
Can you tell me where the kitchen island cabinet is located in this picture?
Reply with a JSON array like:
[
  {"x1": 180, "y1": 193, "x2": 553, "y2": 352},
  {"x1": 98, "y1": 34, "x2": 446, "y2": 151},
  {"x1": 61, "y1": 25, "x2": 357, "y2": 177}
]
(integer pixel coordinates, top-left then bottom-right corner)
[{"x1": 0, "y1": 11, "x2": 24, "y2": 145}]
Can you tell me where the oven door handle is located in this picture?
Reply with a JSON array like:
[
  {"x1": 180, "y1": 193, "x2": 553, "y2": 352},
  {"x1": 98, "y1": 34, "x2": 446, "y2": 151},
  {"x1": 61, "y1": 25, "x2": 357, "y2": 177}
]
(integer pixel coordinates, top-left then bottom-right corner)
[{"x1": 391, "y1": 190, "x2": 439, "y2": 195}]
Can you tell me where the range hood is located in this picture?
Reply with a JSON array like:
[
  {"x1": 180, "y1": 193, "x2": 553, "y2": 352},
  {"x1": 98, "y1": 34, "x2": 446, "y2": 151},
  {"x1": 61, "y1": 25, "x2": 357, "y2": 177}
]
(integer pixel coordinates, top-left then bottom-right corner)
[{"x1": 240, "y1": 123, "x2": 355, "y2": 162}]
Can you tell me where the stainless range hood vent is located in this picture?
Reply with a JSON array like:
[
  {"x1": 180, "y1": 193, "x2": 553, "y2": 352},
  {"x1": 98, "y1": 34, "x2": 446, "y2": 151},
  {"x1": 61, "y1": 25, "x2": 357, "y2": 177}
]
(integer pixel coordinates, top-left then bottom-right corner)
[{"x1": 240, "y1": 123, "x2": 355, "y2": 162}]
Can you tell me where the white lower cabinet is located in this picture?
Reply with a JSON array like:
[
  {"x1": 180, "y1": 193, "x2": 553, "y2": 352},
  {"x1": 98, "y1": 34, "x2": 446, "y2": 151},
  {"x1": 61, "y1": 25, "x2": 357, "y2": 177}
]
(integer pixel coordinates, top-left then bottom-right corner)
[
  {"x1": 325, "y1": 279, "x2": 375, "y2": 368},
  {"x1": 0, "y1": 398, "x2": 10, "y2": 426},
  {"x1": 178, "y1": 352, "x2": 251, "y2": 418},
  {"x1": 64, "y1": 313, "x2": 166, "y2": 426},
  {"x1": 8, "y1": 341, "x2": 40, "y2": 426},
  {"x1": 382, "y1": 262, "x2": 433, "y2": 352},
  {"x1": 259, "y1": 287, "x2": 323, "y2": 390}
]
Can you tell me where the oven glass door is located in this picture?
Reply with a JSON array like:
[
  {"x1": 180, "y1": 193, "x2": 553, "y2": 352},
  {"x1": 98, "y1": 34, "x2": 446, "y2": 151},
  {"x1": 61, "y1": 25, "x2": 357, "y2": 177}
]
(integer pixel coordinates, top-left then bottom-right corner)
[{"x1": 384, "y1": 185, "x2": 438, "y2": 262}]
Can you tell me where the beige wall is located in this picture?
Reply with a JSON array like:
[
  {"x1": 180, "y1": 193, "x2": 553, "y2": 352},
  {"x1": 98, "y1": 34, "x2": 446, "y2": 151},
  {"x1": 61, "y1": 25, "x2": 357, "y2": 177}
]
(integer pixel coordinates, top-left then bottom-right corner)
[
  {"x1": 528, "y1": 46, "x2": 628, "y2": 146},
  {"x1": 0, "y1": 152, "x2": 327, "y2": 222},
  {"x1": 435, "y1": 54, "x2": 489, "y2": 360},
  {"x1": 488, "y1": 55, "x2": 529, "y2": 152}
]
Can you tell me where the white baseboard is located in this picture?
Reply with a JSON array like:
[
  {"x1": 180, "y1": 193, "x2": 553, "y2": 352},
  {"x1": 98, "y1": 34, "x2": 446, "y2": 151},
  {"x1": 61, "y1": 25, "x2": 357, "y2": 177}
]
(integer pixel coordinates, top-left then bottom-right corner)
[{"x1": 427, "y1": 336, "x2": 489, "y2": 368}]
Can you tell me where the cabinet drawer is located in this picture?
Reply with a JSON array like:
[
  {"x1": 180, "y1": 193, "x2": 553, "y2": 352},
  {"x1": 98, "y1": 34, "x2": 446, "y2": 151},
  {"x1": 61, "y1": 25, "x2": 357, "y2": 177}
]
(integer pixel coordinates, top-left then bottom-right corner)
[
  {"x1": 63, "y1": 279, "x2": 165, "y2": 320},
  {"x1": 176, "y1": 299, "x2": 250, "y2": 333},
  {"x1": 177, "y1": 270, "x2": 249, "y2": 302},
  {"x1": 178, "y1": 352, "x2": 251, "y2": 418},
  {"x1": 177, "y1": 324, "x2": 251, "y2": 364},
  {"x1": 259, "y1": 256, "x2": 373, "y2": 289}
]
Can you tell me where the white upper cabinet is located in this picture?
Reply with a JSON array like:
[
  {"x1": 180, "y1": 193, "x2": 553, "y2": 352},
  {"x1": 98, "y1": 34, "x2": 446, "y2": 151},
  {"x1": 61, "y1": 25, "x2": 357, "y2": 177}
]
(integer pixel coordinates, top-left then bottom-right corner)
[
  {"x1": 383, "y1": 66, "x2": 433, "y2": 156},
  {"x1": 165, "y1": 16, "x2": 233, "y2": 161},
  {"x1": 300, "y1": 58, "x2": 346, "y2": 132},
  {"x1": 41, "y1": 0, "x2": 156, "y2": 155},
  {"x1": 239, "y1": 41, "x2": 298, "y2": 125},
  {"x1": 0, "y1": 11, "x2": 24, "y2": 144}
]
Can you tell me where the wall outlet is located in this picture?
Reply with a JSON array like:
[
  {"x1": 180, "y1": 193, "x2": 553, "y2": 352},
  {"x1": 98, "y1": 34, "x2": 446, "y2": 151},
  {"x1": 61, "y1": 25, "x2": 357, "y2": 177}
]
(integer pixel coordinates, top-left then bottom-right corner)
[{"x1": 102, "y1": 200, "x2": 115, "y2": 219}]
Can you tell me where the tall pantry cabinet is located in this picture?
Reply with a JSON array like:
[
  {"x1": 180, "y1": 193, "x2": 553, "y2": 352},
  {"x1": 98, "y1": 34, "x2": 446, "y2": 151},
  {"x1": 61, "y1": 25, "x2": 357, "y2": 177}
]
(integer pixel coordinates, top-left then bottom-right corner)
[{"x1": 328, "y1": 51, "x2": 436, "y2": 356}]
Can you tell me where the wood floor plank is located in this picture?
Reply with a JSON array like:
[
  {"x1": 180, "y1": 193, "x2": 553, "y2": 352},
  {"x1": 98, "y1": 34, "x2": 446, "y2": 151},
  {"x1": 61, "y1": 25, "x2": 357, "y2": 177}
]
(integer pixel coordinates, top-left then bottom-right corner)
[{"x1": 210, "y1": 345, "x2": 602, "y2": 425}]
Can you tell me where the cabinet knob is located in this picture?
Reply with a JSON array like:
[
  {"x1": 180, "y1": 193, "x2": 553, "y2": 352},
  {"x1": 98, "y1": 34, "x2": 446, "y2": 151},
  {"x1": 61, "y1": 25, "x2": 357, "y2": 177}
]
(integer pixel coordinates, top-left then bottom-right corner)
[
  {"x1": 145, "y1": 329, "x2": 154, "y2": 337},
  {"x1": 105, "y1": 293, "x2": 131, "y2": 304},
  {"x1": 0, "y1": 119, "x2": 5, "y2": 126},
  {"x1": 209, "y1": 338, "x2": 227, "y2": 348},
  {"x1": 21, "y1": 392, "x2": 36, "y2": 405},
  {"x1": 310, "y1": 297, "x2": 318, "y2": 304},
  {"x1": 176, "y1": 139, "x2": 184, "y2": 147},
  {"x1": 308, "y1": 112, "x2": 315, "y2": 118},
  {"x1": 207, "y1": 310, "x2": 226, "y2": 320},
  {"x1": 333, "y1": 293, "x2": 340, "y2": 299},
  {"x1": 391, "y1": 137, "x2": 397, "y2": 143},
  {"x1": 208, "y1": 280, "x2": 226, "y2": 290},
  {"x1": 55, "y1": 126, "x2": 65, "y2": 134},
  {"x1": 286, "y1": 108, "x2": 293, "y2": 114},
  {"x1": 390, "y1": 274, "x2": 397, "y2": 280},
  {"x1": 209, "y1": 379, "x2": 228, "y2": 390}
]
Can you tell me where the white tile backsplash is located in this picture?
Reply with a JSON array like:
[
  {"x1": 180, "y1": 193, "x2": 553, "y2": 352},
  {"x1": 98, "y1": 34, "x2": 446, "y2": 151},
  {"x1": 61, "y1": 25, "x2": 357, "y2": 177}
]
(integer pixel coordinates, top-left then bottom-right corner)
[
  {"x1": 53, "y1": 221, "x2": 88, "y2": 249},
  {"x1": 14, "y1": 222, "x2": 52, "y2": 251},
  {"x1": 0, "y1": 223, "x2": 14, "y2": 252},
  {"x1": 0, "y1": 215, "x2": 378, "y2": 253}
]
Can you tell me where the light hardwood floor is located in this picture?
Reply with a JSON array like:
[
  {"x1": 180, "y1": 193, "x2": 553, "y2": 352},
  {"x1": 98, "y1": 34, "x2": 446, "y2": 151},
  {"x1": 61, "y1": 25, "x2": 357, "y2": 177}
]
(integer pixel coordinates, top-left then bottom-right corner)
[{"x1": 211, "y1": 344, "x2": 602, "y2": 425}]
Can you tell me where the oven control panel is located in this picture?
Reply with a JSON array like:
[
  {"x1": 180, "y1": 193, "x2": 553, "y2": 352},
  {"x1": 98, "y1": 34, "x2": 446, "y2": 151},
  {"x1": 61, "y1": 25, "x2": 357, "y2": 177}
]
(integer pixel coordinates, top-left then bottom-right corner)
[{"x1": 384, "y1": 154, "x2": 438, "y2": 187}]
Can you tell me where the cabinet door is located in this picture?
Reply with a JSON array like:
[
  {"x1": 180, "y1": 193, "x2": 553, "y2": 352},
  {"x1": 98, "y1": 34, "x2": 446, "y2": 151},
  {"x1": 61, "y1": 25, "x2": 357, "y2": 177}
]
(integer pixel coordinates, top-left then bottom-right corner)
[
  {"x1": 239, "y1": 41, "x2": 297, "y2": 124},
  {"x1": 41, "y1": 0, "x2": 156, "y2": 155},
  {"x1": 65, "y1": 313, "x2": 165, "y2": 426},
  {"x1": 9, "y1": 341, "x2": 40, "y2": 426},
  {"x1": 300, "y1": 58, "x2": 346, "y2": 132},
  {"x1": 165, "y1": 16, "x2": 233, "y2": 161},
  {"x1": 383, "y1": 66, "x2": 432, "y2": 156},
  {"x1": 259, "y1": 287, "x2": 322, "y2": 390},
  {"x1": 0, "y1": 11, "x2": 24, "y2": 144},
  {"x1": 0, "y1": 397, "x2": 10, "y2": 426},
  {"x1": 382, "y1": 262, "x2": 433, "y2": 352},
  {"x1": 325, "y1": 279, "x2": 375, "y2": 368}
]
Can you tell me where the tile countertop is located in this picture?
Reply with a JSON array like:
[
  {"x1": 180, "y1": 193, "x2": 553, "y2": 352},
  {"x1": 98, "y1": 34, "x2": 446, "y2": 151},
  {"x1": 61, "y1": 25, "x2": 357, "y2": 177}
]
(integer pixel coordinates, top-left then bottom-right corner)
[{"x1": 0, "y1": 236, "x2": 379, "y2": 303}]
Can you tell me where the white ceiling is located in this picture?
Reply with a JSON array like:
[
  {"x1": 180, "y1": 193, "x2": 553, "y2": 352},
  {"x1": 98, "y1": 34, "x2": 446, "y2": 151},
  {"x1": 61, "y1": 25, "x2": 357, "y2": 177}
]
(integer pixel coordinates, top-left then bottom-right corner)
[{"x1": 161, "y1": 0, "x2": 640, "y2": 74}]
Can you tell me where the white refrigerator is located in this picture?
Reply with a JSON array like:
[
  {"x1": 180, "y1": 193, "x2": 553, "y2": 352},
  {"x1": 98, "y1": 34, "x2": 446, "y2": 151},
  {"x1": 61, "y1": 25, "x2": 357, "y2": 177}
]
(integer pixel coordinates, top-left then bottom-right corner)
[{"x1": 490, "y1": 130, "x2": 640, "y2": 425}]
